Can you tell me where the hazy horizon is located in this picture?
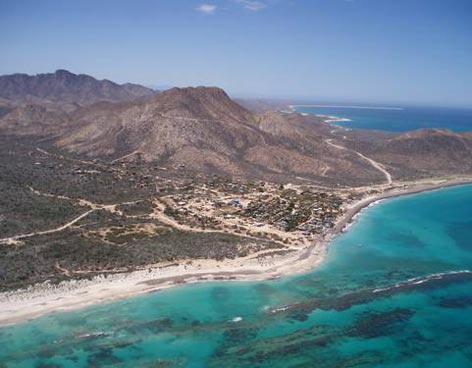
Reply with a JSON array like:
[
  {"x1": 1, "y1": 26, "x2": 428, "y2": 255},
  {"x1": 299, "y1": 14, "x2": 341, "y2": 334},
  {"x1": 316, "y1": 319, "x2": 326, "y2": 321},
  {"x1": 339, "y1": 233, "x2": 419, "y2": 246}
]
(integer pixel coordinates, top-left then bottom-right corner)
[{"x1": 1, "y1": 0, "x2": 471, "y2": 108}]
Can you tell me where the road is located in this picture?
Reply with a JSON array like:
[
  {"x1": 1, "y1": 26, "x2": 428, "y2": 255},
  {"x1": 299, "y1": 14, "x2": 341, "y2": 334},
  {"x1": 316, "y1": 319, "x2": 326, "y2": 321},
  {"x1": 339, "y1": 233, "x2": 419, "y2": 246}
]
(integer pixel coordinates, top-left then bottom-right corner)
[
  {"x1": 325, "y1": 139, "x2": 393, "y2": 185},
  {"x1": 0, "y1": 210, "x2": 94, "y2": 245}
]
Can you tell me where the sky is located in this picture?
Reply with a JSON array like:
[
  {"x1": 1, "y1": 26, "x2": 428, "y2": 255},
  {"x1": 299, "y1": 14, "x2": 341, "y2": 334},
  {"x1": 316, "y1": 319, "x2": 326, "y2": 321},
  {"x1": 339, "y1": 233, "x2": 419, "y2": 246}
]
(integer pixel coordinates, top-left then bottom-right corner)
[{"x1": 0, "y1": 0, "x2": 471, "y2": 107}]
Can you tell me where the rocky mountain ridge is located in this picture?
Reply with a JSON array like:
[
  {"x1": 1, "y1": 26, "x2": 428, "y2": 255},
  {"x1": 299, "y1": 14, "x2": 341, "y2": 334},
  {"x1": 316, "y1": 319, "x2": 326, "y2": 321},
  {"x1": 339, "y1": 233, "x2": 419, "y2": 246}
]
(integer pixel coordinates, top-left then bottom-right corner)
[
  {"x1": 1, "y1": 70, "x2": 471, "y2": 186},
  {"x1": 0, "y1": 69, "x2": 156, "y2": 108}
]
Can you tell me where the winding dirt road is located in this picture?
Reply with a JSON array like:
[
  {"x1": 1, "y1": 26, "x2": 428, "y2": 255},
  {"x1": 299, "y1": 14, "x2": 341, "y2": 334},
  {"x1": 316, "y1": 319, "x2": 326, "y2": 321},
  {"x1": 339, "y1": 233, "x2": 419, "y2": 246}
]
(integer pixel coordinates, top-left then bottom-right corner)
[
  {"x1": 0, "y1": 210, "x2": 94, "y2": 245},
  {"x1": 325, "y1": 139, "x2": 393, "y2": 185},
  {"x1": 0, "y1": 188, "x2": 140, "y2": 245}
]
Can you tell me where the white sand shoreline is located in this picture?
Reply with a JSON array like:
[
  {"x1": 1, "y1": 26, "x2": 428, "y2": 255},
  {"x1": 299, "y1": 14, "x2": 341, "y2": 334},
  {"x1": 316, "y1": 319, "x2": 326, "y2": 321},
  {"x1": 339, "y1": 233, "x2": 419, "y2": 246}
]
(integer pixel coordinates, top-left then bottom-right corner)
[
  {"x1": 289, "y1": 104, "x2": 403, "y2": 110},
  {"x1": 1, "y1": 177, "x2": 471, "y2": 326}
]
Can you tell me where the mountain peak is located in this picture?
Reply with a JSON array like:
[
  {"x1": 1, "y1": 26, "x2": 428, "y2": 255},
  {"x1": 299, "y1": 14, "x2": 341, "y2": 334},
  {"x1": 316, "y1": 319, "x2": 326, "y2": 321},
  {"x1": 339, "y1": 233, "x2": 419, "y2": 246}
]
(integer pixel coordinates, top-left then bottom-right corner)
[
  {"x1": 54, "y1": 69, "x2": 74, "y2": 76},
  {"x1": 0, "y1": 70, "x2": 156, "y2": 106},
  {"x1": 164, "y1": 86, "x2": 229, "y2": 97},
  {"x1": 147, "y1": 85, "x2": 253, "y2": 123}
]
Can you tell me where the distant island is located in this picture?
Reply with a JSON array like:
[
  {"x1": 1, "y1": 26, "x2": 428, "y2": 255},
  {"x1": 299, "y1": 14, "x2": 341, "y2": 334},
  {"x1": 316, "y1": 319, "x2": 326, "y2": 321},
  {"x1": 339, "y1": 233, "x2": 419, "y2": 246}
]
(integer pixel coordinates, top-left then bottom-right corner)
[{"x1": 1, "y1": 70, "x2": 472, "y2": 324}]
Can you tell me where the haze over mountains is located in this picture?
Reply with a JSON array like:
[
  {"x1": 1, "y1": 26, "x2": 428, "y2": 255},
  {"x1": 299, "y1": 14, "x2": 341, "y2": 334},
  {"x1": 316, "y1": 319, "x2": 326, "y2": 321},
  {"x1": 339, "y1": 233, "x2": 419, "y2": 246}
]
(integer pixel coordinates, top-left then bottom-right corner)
[
  {"x1": 0, "y1": 69, "x2": 156, "y2": 109},
  {"x1": 1, "y1": 70, "x2": 471, "y2": 186}
]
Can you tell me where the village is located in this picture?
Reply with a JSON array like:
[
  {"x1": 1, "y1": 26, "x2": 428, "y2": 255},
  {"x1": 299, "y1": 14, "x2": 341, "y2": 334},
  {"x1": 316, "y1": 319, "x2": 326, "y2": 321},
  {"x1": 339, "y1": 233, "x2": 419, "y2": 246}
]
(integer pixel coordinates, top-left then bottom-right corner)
[
  {"x1": 50, "y1": 154, "x2": 367, "y2": 251},
  {"x1": 1, "y1": 137, "x2": 383, "y2": 292},
  {"x1": 152, "y1": 175, "x2": 358, "y2": 249},
  {"x1": 26, "y1": 143, "x2": 379, "y2": 253}
]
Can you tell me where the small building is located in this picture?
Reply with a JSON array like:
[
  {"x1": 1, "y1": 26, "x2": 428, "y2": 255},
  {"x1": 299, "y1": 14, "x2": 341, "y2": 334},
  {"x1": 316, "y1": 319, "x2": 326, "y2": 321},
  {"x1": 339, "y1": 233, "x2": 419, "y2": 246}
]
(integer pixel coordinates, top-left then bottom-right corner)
[{"x1": 228, "y1": 199, "x2": 241, "y2": 207}]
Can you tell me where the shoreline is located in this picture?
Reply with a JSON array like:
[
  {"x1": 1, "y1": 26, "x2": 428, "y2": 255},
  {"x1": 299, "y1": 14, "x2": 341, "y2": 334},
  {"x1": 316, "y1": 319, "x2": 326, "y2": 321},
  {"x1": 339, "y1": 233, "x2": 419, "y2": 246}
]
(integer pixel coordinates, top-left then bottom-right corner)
[
  {"x1": 1, "y1": 177, "x2": 471, "y2": 326},
  {"x1": 287, "y1": 105, "x2": 353, "y2": 128},
  {"x1": 289, "y1": 104, "x2": 403, "y2": 110},
  {"x1": 334, "y1": 177, "x2": 472, "y2": 233},
  {"x1": 313, "y1": 114, "x2": 352, "y2": 123}
]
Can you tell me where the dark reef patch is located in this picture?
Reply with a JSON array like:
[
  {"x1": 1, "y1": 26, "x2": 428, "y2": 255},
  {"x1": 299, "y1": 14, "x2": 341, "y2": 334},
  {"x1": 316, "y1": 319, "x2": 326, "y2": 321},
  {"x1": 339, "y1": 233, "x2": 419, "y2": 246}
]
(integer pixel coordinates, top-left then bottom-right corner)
[
  {"x1": 125, "y1": 318, "x2": 174, "y2": 334},
  {"x1": 223, "y1": 327, "x2": 259, "y2": 345},
  {"x1": 254, "y1": 283, "x2": 276, "y2": 296},
  {"x1": 388, "y1": 232, "x2": 427, "y2": 248},
  {"x1": 34, "y1": 363, "x2": 62, "y2": 368},
  {"x1": 437, "y1": 295, "x2": 472, "y2": 309},
  {"x1": 347, "y1": 308, "x2": 414, "y2": 338},
  {"x1": 37, "y1": 349, "x2": 56, "y2": 359},
  {"x1": 447, "y1": 221, "x2": 472, "y2": 251},
  {"x1": 287, "y1": 311, "x2": 309, "y2": 322},
  {"x1": 87, "y1": 347, "x2": 123, "y2": 367},
  {"x1": 268, "y1": 271, "x2": 472, "y2": 315}
]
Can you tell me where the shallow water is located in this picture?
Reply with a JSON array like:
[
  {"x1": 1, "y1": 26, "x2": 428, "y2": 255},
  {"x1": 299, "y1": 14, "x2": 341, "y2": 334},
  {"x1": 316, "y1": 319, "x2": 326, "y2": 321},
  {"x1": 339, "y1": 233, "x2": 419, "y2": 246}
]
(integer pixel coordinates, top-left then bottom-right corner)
[
  {"x1": 294, "y1": 105, "x2": 472, "y2": 132},
  {"x1": 1, "y1": 184, "x2": 472, "y2": 367}
]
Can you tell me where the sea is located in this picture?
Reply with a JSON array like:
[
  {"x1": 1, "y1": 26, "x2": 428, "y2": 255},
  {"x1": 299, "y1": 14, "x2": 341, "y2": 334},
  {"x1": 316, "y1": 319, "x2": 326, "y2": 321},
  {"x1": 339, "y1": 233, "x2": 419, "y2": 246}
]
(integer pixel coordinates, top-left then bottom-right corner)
[
  {"x1": 1, "y1": 183, "x2": 471, "y2": 367},
  {"x1": 1, "y1": 105, "x2": 472, "y2": 367},
  {"x1": 293, "y1": 105, "x2": 472, "y2": 132}
]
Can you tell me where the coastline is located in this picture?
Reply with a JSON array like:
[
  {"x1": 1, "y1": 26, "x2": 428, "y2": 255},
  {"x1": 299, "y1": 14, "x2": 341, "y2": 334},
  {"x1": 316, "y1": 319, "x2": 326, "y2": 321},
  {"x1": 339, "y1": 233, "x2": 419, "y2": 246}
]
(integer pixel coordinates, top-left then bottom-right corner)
[
  {"x1": 334, "y1": 177, "x2": 472, "y2": 234},
  {"x1": 288, "y1": 105, "x2": 352, "y2": 126},
  {"x1": 314, "y1": 114, "x2": 352, "y2": 123},
  {"x1": 1, "y1": 177, "x2": 471, "y2": 326},
  {"x1": 289, "y1": 104, "x2": 403, "y2": 110}
]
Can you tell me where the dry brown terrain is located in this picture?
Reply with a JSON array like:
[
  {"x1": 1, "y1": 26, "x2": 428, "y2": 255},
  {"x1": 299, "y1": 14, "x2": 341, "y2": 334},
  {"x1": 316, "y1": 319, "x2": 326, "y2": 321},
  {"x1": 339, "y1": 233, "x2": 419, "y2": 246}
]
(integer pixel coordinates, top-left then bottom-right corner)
[
  {"x1": 2, "y1": 71, "x2": 471, "y2": 188},
  {"x1": 0, "y1": 69, "x2": 155, "y2": 108},
  {"x1": 1, "y1": 70, "x2": 472, "y2": 297}
]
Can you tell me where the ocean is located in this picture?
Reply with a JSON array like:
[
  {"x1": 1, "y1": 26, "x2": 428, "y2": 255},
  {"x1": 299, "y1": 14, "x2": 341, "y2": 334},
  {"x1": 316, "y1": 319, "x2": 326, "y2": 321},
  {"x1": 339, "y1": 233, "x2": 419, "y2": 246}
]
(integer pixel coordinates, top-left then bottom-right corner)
[
  {"x1": 1, "y1": 184, "x2": 472, "y2": 367},
  {"x1": 293, "y1": 105, "x2": 472, "y2": 132}
]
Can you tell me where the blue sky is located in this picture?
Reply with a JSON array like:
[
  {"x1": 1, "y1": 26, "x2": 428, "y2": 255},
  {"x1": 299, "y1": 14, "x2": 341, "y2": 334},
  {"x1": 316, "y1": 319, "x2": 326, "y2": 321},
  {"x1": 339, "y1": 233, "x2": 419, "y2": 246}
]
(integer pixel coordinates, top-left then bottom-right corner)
[{"x1": 1, "y1": 0, "x2": 471, "y2": 107}]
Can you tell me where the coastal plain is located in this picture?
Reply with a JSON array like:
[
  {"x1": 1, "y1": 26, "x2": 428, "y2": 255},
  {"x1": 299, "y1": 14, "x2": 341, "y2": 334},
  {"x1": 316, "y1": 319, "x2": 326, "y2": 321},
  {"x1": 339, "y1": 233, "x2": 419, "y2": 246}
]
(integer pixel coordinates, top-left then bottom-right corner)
[{"x1": 1, "y1": 70, "x2": 472, "y2": 326}]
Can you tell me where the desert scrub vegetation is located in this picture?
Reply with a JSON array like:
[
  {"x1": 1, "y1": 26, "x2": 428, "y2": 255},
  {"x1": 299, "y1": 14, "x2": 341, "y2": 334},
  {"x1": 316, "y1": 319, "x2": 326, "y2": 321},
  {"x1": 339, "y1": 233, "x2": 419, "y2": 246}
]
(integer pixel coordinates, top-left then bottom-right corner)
[
  {"x1": 0, "y1": 137, "x2": 286, "y2": 291},
  {"x1": 0, "y1": 225, "x2": 281, "y2": 291},
  {"x1": 0, "y1": 181, "x2": 84, "y2": 238},
  {"x1": 116, "y1": 200, "x2": 154, "y2": 216}
]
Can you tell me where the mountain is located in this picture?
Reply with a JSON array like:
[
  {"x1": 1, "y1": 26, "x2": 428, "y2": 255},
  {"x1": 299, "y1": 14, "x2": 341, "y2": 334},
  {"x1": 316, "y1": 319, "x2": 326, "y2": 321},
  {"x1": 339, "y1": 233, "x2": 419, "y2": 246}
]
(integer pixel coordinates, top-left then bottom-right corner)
[
  {"x1": 0, "y1": 70, "x2": 156, "y2": 107},
  {"x1": 346, "y1": 128, "x2": 472, "y2": 179},
  {"x1": 0, "y1": 104, "x2": 70, "y2": 136},
  {"x1": 1, "y1": 71, "x2": 471, "y2": 186},
  {"x1": 49, "y1": 86, "x2": 386, "y2": 185},
  {"x1": 56, "y1": 86, "x2": 259, "y2": 158},
  {"x1": 234, "y1": 98, "x2": 293, "y2": 112}
]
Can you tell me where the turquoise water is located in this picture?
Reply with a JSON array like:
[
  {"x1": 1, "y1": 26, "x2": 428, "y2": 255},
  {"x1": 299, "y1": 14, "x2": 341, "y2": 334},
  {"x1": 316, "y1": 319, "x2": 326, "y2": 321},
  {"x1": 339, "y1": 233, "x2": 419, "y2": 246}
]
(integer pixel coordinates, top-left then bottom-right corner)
[
  {"x1": 1, "y1": 184, "x2": 472, "y2": 367},
  {"x1": 294, "y1": 105, "x2": 472, "y2": 132}
]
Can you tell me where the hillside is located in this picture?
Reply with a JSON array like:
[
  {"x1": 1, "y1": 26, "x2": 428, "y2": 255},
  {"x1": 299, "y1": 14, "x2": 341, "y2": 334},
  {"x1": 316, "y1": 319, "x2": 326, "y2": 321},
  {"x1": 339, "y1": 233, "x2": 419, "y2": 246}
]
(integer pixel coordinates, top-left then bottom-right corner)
[
  {"x1": 0, "y1": 104, "x2": 71, "y2": 136},
  {"x1": 0, "y1": 71, "x2": 471, "y2": 186},
  {"x1": 0, "y1": 70, "x2": 156, "y2": 107},
  {"x1": 1, "y1": 72, "x2": 472, "y2": 292},
  {"x1": 49, "y1": 86, "x2": 384, "y2": 186},
  {"x1": 345, "y1": 128, "x2": 472, "y2": 179}
]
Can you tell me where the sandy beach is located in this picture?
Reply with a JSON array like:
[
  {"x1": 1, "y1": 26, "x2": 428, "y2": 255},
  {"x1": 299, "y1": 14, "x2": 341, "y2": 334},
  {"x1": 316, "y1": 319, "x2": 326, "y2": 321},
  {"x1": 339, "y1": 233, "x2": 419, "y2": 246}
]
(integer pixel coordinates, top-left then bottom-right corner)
[{"x1": 1, "y1": 177, "x2": 471, "y2": 326}]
